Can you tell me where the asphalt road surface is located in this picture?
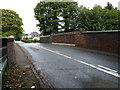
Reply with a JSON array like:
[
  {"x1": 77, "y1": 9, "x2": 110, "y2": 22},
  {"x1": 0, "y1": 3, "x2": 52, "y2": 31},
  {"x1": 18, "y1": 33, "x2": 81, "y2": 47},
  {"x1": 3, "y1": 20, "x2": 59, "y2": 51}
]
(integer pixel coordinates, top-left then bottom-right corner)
[{"x1": 16, "y1": 41, "x2": 119, "y2": 88}]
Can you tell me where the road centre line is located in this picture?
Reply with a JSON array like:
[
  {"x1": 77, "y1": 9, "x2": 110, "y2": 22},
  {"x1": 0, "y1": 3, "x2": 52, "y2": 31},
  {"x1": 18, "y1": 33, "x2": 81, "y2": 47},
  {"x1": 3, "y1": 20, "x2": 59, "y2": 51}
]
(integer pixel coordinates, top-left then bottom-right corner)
[{"x1": 39, "y1": 46, "x2": 120, "y2": 78}]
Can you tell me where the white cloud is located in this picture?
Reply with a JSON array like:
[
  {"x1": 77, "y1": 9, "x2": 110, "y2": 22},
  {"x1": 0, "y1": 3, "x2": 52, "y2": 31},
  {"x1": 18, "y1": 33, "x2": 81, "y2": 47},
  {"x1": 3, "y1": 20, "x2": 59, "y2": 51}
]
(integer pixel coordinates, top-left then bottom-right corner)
[{"x1": 0, "y1": 0, "x2": 119, "y2": 34}]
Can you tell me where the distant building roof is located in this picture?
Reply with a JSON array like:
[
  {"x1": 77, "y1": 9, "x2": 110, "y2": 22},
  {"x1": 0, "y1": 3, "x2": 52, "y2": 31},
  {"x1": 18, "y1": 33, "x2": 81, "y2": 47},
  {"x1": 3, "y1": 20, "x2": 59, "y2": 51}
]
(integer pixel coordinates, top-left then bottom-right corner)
[{"x1": 30, "y1": 32, "x2": 39, "y2": 35}]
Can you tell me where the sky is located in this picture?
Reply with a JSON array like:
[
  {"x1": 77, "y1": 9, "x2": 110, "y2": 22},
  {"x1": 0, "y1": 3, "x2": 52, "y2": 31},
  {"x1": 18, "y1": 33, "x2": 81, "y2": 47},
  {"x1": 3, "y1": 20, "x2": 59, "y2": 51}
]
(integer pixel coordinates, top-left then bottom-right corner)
[{"x1": 0, "y1": 0, "x2": 119, "y2": 34}]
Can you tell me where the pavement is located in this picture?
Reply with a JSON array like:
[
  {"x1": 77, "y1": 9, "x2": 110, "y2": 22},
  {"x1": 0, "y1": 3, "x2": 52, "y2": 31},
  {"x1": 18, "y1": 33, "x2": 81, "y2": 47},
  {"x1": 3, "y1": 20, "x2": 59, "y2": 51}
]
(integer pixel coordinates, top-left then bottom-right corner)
[
  {"x1": 16, "y1": 41, "x2": 120, "y2": 88},
  {"x1": 14, "y1": 42, "x2": 53, "y2": 88},
  {"x1": 14, "y1": 42, "x2": 31, "y2": 67}
]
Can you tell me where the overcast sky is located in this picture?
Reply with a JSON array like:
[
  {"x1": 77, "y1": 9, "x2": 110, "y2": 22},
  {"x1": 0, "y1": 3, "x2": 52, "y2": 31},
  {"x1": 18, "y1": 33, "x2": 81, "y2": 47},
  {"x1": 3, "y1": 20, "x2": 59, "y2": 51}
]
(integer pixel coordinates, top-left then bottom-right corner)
[{"x1": 0, "y1": 0, "x2": 119, "y2": 34}]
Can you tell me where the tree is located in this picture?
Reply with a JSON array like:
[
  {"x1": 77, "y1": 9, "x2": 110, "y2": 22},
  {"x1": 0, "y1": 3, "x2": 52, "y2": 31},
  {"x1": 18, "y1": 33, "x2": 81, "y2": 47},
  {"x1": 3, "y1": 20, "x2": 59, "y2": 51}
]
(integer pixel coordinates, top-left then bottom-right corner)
[
  {"x1": 77, "y1": 6, "x2": 91, "y2": 31},
  {"x1": 60, "y1": 2, "x2": 78, "y2": 32},
  {"x1": 77, "y1": 3, "x2": 119, "y2": 31},
  {"x1": 35, "y1": 1, "x2": 119, "y2": 35},
  {"x1": 90, "y1": 5, "x2": 106, "y2": 31},
  {"x1": 104, "y1": 8, "x2": 119, "y2": 30},
  {"x1": 105, "y1": 2, "x2": 113, "y2": 10},
  {"x1": 34, "y1": 2, "x2": 58, "y2": 35},
  {"x1": 34, "y1": 0, "x2": 78, "y2": 35},
  {"x1": 1, "y1": 9, "x2": 24, "y2": 40}
]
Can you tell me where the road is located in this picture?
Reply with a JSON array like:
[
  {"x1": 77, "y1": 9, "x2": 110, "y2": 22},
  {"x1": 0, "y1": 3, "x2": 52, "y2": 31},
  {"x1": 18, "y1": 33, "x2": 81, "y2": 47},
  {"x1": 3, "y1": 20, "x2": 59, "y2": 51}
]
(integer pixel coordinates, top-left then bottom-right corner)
[{"x1": 16, "y1": 41, "x2": 119, "y2": 88}]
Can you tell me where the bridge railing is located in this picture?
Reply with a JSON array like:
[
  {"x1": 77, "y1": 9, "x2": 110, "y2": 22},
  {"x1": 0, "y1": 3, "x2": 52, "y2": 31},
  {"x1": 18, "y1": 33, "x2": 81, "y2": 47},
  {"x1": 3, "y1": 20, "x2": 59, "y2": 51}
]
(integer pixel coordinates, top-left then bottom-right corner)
[{"x1": 0, "y1": 37, "x2": 14, "y2": 89}]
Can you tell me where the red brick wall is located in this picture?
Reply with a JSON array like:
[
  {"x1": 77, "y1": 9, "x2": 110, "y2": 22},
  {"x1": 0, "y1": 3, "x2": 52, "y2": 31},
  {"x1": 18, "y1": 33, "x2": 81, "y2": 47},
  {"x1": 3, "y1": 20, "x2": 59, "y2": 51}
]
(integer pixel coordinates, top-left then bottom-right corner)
[
  {"x1": 41, "y1": 30, "x2": 119, "y2": 54},
  {"x1": 7, "y1": 38, "x2": 16, "y2": 63},
  {"x1": 75, "y1": 30, "x2": 119, "y2": 54},
  {"x1": 0, "y1": 38, "x2": 15, "y2": 63},
  {"x1": 40, "y1": 36, "x2": 51, "y2": 43},
  {"x1": 51, "y1": 32, "x2": 75, "y2": 44}
]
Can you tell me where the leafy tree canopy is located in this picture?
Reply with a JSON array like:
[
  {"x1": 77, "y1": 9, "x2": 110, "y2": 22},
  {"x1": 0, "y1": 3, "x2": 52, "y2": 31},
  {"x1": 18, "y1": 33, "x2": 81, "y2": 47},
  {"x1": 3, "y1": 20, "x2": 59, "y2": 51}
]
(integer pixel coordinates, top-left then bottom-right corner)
[
  {"x1": 105, "y1": 2, "x2": 114, "y2": 10},
  {"x1": 34, "y1": 1, "x2": 119, "y2": 35},
  {"x1": 1, "y1": 9, "x2": 24, "y2": 40},
  {"x1": 34, "y1": 0, "x2": 78, "y2": 35}
]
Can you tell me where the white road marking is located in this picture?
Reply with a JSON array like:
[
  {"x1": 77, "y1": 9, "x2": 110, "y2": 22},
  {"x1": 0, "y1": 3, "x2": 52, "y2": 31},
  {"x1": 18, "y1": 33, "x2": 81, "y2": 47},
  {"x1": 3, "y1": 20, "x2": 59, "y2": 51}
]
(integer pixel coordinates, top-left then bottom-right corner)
[
  {"x1": 97, "y1": 65, "x2": 118, "y2": 73},
  {"x1": 39, "y1": 46, "x2": 120, "y2": 78}
]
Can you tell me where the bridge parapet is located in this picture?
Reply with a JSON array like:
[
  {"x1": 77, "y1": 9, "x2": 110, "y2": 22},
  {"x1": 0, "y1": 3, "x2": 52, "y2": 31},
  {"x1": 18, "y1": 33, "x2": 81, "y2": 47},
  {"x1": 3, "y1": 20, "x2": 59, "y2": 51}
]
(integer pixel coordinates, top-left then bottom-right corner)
[{"x1": 0, "y1": 37, "x2": 15, "y2": 89}]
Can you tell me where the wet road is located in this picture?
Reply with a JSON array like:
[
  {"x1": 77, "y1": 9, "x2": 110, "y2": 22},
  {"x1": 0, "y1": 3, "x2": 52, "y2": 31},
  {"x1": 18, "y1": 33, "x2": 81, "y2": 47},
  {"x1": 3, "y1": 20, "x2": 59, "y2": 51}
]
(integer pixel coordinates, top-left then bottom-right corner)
[{"x1": 16, "y1": 42, "x2": 119, "y2": 88}]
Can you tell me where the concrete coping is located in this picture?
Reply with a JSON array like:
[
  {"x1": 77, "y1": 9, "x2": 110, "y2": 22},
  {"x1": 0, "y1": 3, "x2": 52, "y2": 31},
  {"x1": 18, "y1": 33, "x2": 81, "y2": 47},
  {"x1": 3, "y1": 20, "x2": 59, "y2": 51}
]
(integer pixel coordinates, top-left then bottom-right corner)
[
  {"x1": 40, "y1": 35, "x2": 50, "y2": 37},
  {"x1": 0, "y1": 37, "x2": 14, "y2": 42},
  {"x1": 81, "y1": 30, "x2": 120, "y2": 34},
  {"x1": 51, "y1": 32, "x2": 75, "y2": 36},
  {"x1": 52, "y1": 43, "x2": 75, "y2": 46}
]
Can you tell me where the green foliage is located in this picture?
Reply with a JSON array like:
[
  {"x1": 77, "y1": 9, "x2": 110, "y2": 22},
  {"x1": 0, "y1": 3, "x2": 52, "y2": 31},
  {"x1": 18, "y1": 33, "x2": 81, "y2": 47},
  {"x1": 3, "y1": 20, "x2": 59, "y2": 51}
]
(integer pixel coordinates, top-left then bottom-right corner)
[
  {"x1": 21, "y1": 39, "x2": 40, "y2": 43},
  {"x1": 77, "y1": 6, "x2": 91, "y2": 30},
  {"x1": 104, "y1": 8, "x2": 119, "y2": 30},
  {"x1": 34, "y1": 1, "x2": 78, "y2": 35},
  {"x1": 34, "y1": 2, "x2": 119, "y2": 35},
  {"x1": 61, "y1": 2, "x2": 78, "y2": 32},
  {"x1": 1, "y1": 9, "x2": 24, "y2": 40},
  {"x1": 105, "y1": 2, "x2": 114, "y2": 10},
  {"x1": 77, "y1": 4, "x2": 119, "y2": 31}
]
